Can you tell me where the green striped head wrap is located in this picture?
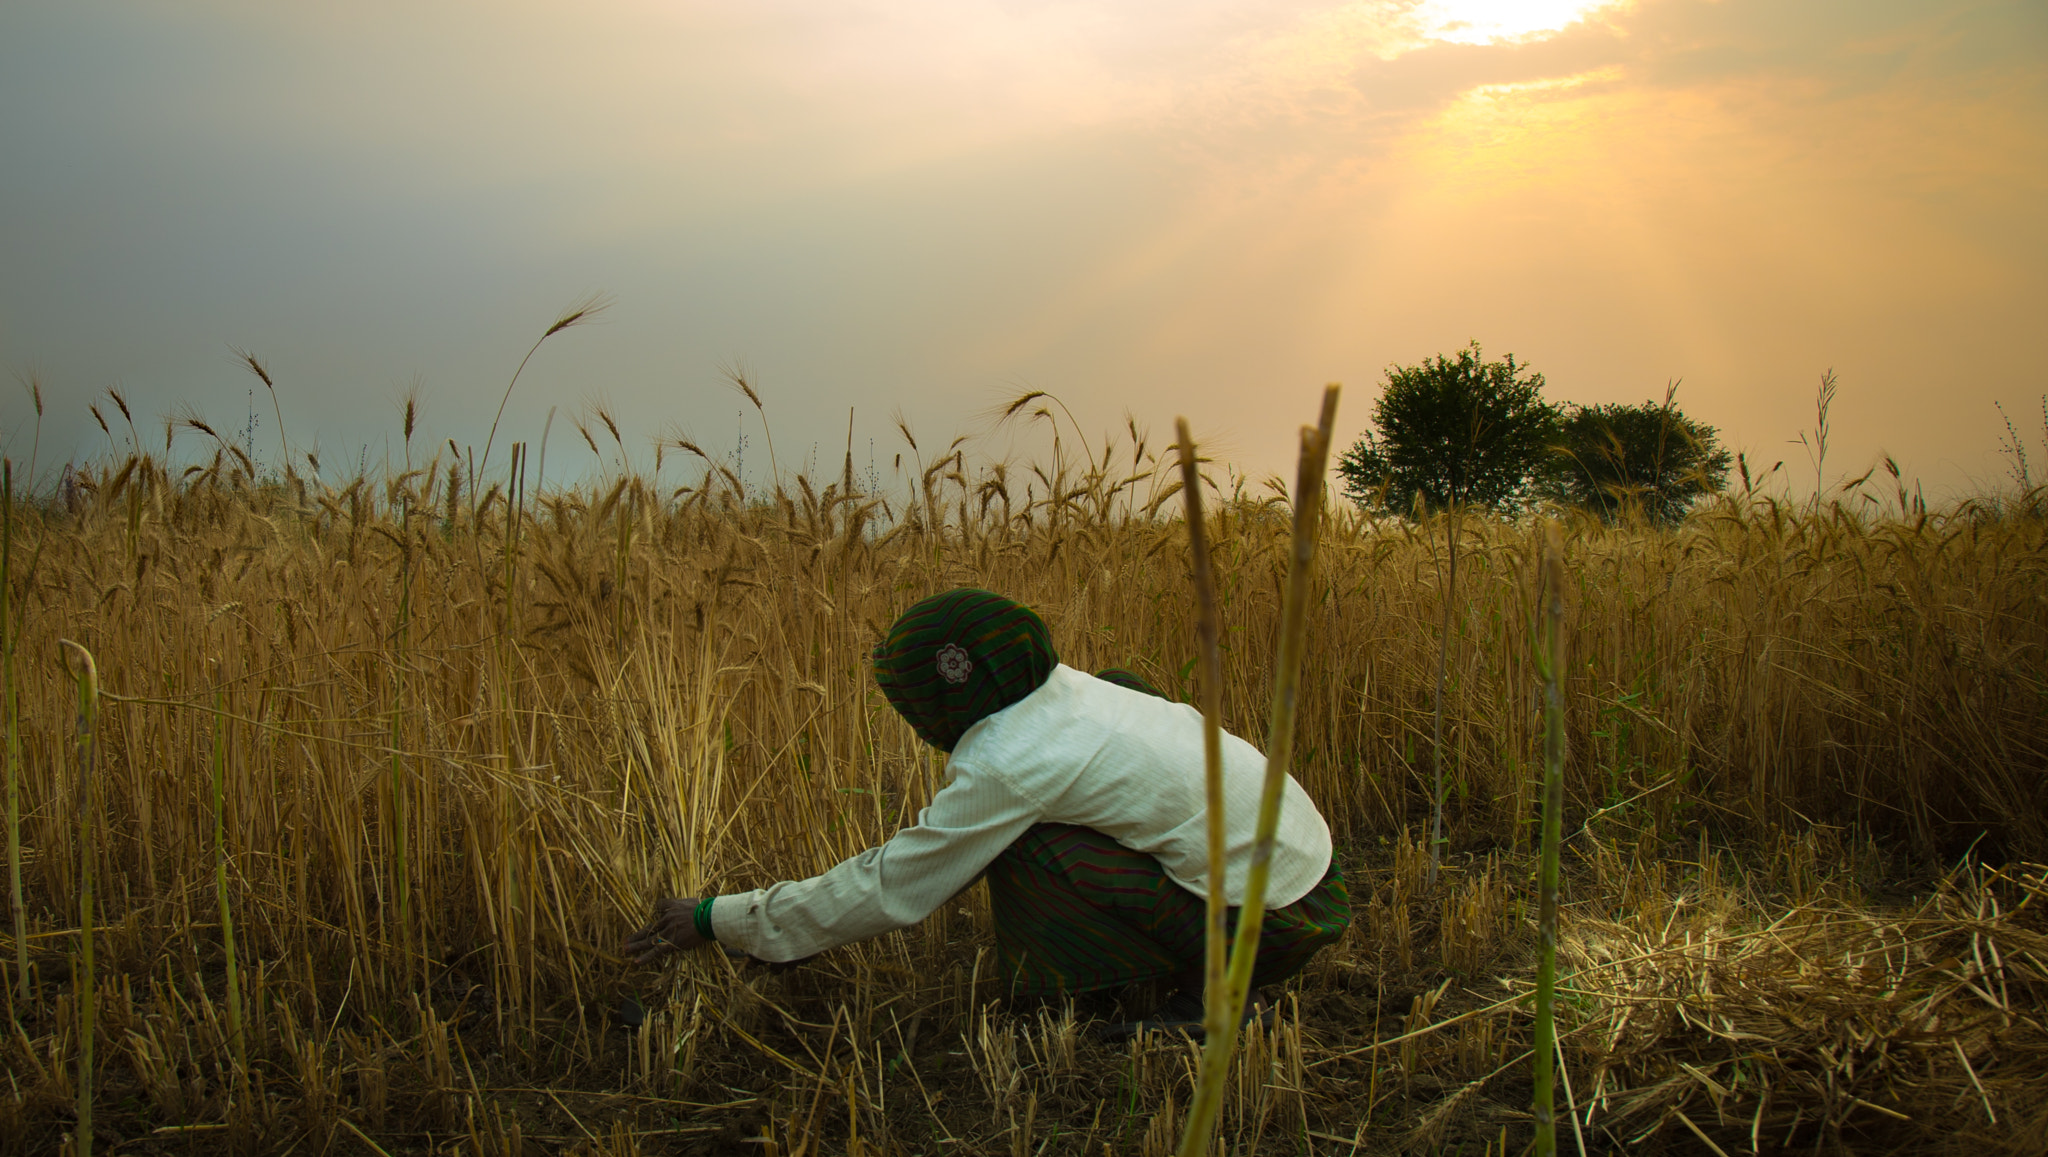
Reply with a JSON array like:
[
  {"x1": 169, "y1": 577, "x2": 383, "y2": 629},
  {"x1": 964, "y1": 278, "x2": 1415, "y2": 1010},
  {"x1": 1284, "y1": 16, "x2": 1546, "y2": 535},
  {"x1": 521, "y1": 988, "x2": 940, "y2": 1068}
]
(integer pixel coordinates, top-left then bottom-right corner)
[{"x1": 873, "y1": 589, "x2": 1058, "y2": 752}]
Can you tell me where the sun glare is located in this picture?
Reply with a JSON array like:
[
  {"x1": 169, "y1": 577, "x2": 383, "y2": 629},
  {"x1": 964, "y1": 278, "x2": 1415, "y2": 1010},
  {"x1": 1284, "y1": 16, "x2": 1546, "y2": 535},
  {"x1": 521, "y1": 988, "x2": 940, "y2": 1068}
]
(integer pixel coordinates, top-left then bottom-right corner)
[
  {"x1": 1416, "y1": 0, "x2": 1630, "y2": 45},
  {"x1": 1397, "y1": 65, "x2": 1632, "y2": 194}
]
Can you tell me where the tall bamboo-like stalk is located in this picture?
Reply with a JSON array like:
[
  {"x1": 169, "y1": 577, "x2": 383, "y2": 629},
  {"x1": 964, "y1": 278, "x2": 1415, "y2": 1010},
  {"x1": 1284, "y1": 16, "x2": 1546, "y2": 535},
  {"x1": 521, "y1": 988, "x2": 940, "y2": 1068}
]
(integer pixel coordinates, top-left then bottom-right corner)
[
  {"x1": 499, "y1": 443, "x2": 528, "y2": 1026},
  {"x1": 1531, "y1": 521, "x2": 1568, "y2": 1156},
  {"x1": 610, "y1": 452, "x2": 632, "y2": 650},
  {"x1": 503, "y1": 443, "x2": 526, "y2": 631},
  {"x1": 212, "y1": 687, "x2": 246, "y2": 1083},
  {"x1": 1428, "y1": 502, "x2": 1458, "y2": 890},
  {"x1": 4, "y1": 461, "x2": 23, "y2": 1005},
  {"x1": 1173, "y1": 420, "x2": 1230, "y2": 1053},
  {"x1": 391, "y1": 391, "x2": 421, "y2": 988},
  {"x1": 59, "y1": 639, "x2": 100, "y2": 1157},
  {"x1": 390, "y1": 485, "x2": 414, "y2": 986},
  {"x1": 1179, "y1": 384, "x2": 1339, "y2": 1157}
]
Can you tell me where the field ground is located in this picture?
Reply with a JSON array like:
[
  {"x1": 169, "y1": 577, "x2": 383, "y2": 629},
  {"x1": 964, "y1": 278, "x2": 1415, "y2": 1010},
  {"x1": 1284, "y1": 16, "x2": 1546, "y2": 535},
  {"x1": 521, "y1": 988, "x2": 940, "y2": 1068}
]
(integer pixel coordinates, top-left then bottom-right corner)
[
  {"x1": 7, "y1": 832, "x2": 2041, "y2": 1155},
  {"x1": 2, "y1": 434, "x2": 2045, "y2": 1153}
]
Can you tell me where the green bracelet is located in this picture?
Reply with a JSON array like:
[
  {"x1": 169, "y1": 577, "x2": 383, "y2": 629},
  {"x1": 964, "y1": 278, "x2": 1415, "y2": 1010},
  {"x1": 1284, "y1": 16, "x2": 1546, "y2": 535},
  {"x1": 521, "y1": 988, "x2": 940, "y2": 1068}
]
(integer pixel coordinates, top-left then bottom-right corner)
[{"x1": 693, "y1": 896, "x2": 717, "y2": 942}]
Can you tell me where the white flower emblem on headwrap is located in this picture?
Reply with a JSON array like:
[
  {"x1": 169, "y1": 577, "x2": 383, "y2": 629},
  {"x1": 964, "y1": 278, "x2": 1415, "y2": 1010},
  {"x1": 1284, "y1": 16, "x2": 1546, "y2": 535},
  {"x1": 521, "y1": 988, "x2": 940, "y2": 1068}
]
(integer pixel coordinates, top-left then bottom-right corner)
[{"x1": 935, "y1": 643, "x2": 973, "y2": 685}]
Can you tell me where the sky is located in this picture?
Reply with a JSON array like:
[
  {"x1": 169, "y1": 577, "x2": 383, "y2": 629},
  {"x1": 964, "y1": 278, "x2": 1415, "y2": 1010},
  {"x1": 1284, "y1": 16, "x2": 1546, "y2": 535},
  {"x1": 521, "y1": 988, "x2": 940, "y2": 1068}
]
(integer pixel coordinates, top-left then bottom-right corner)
[{"x1": 2, "y1": 0, "x2": 2044, "y2": 501}]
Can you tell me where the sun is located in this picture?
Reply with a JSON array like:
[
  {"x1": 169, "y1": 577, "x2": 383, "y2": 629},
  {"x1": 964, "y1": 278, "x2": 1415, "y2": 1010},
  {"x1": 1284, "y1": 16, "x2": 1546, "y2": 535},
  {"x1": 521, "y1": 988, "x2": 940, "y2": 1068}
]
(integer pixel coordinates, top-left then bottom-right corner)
[{"x1": 1414, "y1": 0, "x2": 1631, "y2": 45}]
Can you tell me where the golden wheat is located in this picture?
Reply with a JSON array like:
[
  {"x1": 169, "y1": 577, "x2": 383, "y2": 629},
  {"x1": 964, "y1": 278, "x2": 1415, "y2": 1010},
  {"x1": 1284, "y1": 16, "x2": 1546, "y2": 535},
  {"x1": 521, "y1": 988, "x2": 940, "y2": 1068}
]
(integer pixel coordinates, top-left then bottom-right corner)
[{"x1": 0, "y1": 424, "x2": 2041, "y2": 1154}]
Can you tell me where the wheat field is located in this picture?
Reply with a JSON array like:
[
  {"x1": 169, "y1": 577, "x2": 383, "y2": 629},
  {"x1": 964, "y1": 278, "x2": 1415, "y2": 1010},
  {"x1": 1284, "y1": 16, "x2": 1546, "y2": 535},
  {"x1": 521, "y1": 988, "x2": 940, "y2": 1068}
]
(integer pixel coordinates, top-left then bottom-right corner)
[{"x1": 2, "y1": 407, "x2": 2044, "y2": 1154}]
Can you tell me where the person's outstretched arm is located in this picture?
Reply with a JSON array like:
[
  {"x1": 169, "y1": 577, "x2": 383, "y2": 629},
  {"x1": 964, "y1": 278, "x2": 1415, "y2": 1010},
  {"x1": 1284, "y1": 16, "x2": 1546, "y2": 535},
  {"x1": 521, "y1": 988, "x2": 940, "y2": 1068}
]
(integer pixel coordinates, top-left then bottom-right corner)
[{"x1": 627, "y1": 758, "x2": 1041, "y2": 964}]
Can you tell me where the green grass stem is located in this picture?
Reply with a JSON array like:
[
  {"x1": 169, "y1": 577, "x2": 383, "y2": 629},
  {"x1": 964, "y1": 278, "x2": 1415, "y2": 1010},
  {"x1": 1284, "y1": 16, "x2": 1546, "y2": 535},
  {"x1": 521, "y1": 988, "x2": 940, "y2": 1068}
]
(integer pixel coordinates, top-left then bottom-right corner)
[
  {"x1": 1180, "y1": 385, "x2": 1339, "y2": 1157},
  {"x1": 1173, "y1": 420, "x2": 1231, "y2": 1058}
]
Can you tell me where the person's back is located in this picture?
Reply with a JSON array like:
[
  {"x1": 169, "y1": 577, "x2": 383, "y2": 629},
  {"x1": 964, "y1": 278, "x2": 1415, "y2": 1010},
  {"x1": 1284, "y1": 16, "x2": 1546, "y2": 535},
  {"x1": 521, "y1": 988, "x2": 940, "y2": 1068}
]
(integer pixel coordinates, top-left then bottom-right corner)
[{"x1": 955, "y1": 664, "x2": 1332, "y2": 909}]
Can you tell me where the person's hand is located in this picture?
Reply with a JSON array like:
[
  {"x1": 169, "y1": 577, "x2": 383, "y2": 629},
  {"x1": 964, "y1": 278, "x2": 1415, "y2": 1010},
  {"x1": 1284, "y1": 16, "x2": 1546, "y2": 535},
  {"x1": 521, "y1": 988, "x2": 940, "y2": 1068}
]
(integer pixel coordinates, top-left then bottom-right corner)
[{"x1": 624, "y1": 897, "x2": 706, "y2": 965}]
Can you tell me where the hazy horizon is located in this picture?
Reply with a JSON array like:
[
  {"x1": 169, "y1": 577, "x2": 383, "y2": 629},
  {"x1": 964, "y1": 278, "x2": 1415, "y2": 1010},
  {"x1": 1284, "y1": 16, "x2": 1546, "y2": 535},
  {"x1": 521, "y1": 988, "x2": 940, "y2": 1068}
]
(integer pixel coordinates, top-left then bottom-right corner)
[{"x1": 4, "y1": 0, "x2": 2044, "y2": 501}]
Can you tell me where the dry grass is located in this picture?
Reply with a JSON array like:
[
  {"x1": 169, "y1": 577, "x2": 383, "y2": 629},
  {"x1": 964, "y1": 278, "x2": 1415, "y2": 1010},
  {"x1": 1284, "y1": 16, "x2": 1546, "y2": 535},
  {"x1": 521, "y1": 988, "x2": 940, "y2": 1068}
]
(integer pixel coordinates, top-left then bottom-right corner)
[{"x1": 0, "y1": 421, "x2": 2044, "y2": 1154}]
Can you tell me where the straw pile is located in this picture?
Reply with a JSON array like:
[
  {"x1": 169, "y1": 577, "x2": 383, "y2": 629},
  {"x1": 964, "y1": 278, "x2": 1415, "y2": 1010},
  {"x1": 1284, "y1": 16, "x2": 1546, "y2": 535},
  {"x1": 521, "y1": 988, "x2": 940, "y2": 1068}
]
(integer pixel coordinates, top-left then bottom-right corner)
[
  {"x1": 1293, "y1": 834, "x2": 2047, "y2": 1155},
  {"x1": 1558, "y1": 857, "x2": 2047, "y2": 1152}
]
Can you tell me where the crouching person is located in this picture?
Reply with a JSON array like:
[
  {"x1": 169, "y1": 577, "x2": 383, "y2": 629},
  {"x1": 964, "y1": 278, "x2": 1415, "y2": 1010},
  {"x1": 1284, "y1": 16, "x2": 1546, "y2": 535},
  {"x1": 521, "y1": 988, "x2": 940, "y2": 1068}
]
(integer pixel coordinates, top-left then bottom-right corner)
[{"x1": 626, "y1": 589, "x2": 1349, "y2": 1033}]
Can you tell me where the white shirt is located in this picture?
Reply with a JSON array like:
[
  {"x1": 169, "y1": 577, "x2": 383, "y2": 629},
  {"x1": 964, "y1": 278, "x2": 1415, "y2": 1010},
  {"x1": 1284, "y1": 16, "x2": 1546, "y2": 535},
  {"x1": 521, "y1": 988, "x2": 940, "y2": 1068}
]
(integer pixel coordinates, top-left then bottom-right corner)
[{"x1": 709, "y1": 663, "x2": 1336, "y2": 962}]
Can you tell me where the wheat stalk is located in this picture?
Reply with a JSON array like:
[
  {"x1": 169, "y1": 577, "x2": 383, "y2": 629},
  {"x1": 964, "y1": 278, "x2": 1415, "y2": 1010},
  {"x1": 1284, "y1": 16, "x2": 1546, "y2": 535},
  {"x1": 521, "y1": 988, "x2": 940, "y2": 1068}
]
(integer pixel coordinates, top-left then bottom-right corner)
[{"x1": 479, "y1": 293, "x2": 612, "y2": 500}]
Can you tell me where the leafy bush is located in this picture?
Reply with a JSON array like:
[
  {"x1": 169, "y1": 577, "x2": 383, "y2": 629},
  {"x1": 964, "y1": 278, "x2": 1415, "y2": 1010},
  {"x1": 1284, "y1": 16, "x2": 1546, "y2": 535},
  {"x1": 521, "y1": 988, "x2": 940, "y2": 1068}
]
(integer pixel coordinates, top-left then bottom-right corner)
[{"x1": 1539, "y1": 395, "x2": 1731, "y2": 525}]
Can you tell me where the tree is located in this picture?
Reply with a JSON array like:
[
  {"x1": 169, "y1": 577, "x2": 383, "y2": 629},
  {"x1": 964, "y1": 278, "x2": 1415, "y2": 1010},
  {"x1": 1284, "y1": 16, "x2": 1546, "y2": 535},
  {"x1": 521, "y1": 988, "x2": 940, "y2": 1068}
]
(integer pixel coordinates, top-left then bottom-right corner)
[
  {"x1": 1335, "y1": 343, "x2": 1559, "y2": 887},
  {"x1": 1336, "y1": 342, "x2": 1560, "y2": 516},
  {"x1": 1541, "y1": 388, "x2": 1731, "y2": 524}
]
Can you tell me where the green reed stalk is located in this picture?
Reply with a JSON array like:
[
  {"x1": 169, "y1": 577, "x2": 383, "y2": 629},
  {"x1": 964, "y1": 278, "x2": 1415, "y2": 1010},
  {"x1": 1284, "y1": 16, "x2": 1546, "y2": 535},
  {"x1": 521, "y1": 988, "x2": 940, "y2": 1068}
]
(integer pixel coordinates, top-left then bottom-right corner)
[
  {"x1": 1173, "y1": 420, "x2": 1230, "y2": 1054},
  {"x1": 4, "y1": 461, "x2": 23, "y2": 1005},
  {"x1": 1531, "y1": 522, "x2": 1567, "y2": 1157},
  {"x1": 212, "y1": 687, "x2": 246, "y2": 1082},
  {"x1": 1180, "y1": 384, "x2": 1339, "y2": 1157},
  {"x1": 59, "y1": 639, "x2": 99, "y2": 1157}
]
